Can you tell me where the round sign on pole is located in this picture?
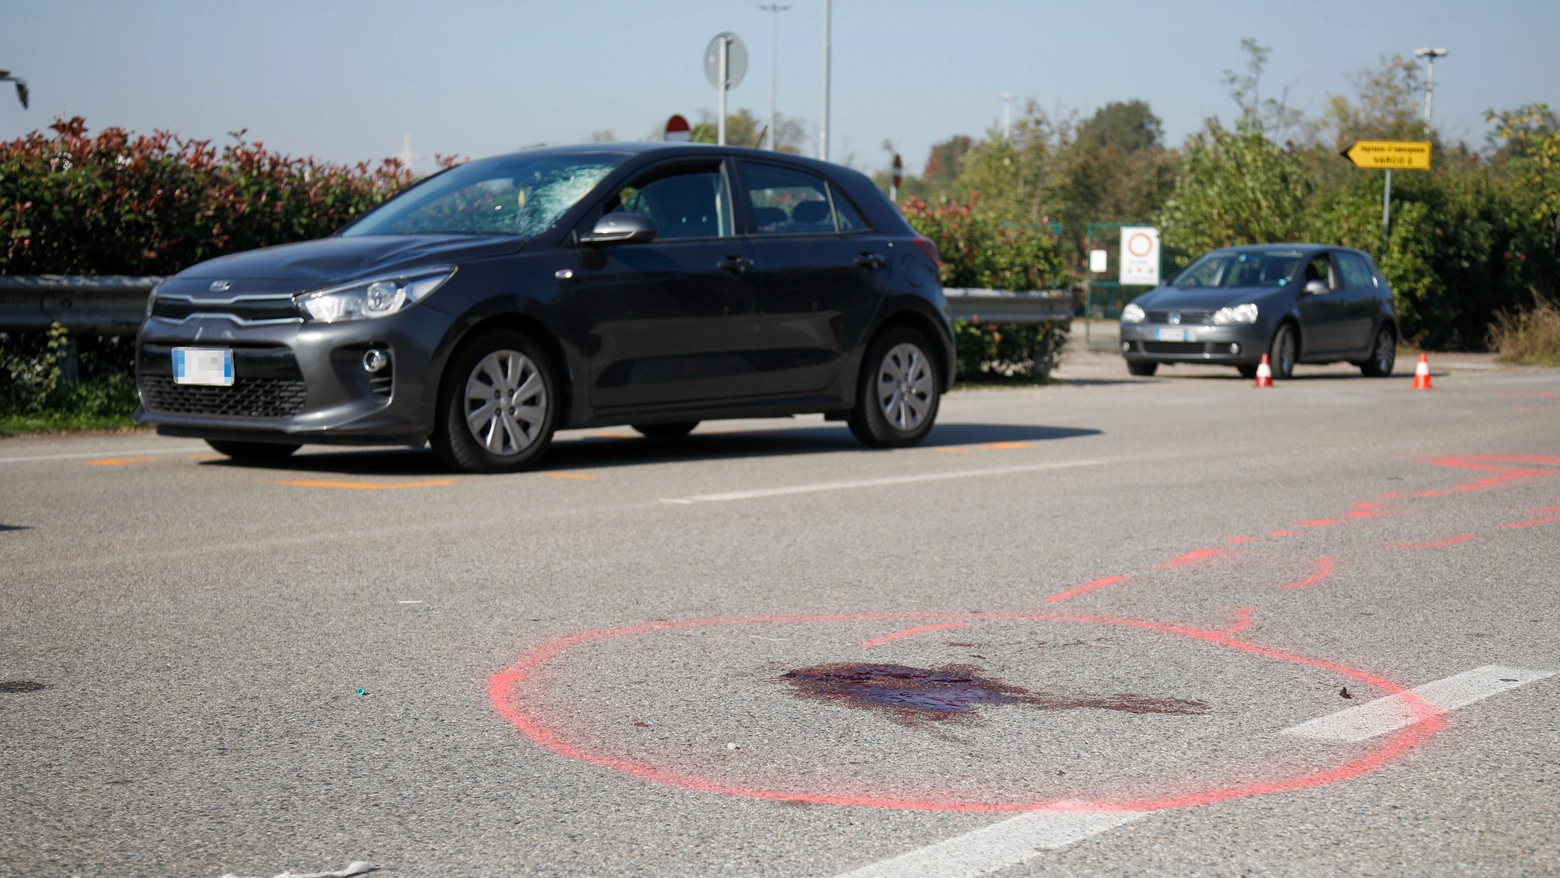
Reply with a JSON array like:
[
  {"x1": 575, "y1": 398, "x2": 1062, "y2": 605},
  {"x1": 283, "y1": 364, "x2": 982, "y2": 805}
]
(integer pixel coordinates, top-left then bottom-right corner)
[
  {"x1": 704, "y1": 32, "x2": 748, "y2": 88},
  {"x1": 665, "y1": 114, "x2": 691, "y2": 142}
]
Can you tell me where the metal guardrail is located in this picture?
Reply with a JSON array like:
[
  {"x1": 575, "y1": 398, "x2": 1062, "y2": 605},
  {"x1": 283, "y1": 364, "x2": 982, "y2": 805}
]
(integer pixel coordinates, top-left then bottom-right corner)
[
  {"x1": 0, "y1": 275, "x2": 163, "y2": 335},
  {"x1": 0, "y1": 277, "x2": 1078, "y2": 334},
  {"x1": 943, "y1": 288, "x2": 1074, "y2": 325}
]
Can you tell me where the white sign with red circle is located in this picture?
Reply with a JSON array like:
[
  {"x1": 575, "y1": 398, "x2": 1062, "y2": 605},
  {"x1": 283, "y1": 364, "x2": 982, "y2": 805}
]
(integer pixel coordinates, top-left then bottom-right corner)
[{"x1": 1120, "y1": 226, "x2": 1160, "y2": 286}]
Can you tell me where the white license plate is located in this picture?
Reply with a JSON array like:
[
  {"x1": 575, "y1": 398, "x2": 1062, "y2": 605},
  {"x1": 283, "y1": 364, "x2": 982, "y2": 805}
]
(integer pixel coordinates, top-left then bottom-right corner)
[
  {"x1": 172, "y1": 348, "x2": 234, "y2": 386},
  {"x1": 1154, "y1": 328, "x2": 1192, "y2": 342}
]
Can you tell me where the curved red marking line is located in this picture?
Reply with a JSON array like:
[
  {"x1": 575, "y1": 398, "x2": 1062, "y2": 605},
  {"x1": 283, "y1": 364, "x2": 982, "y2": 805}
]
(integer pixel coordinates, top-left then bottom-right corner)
[
  {"x1": 1390, "y1": 534, "x2": 1477, "y2": 550},
  {"x1": 1280, "y1": 557, "x2": 1337, "y2": 590},
  {"x1": 1299, "y1": 519, "x2": 1341, "y2": 527},
  {"x1": 1213, "y1": 606, "x2": 1257, "y2": 635},
  {"x1": 1498, "y1": 513, "x2": 1560, "y2": 530},
  {"x1": 1226, "y1": 536, "x2": 1258, "y2": 544},
  {"x1": 859, "y1": 622, "x2": 969, "y2": 648},
  {"x1": 1157, "y1": 548, "x2": 1227, "y2": 569},
  {"x1": 488, "y1": 612, "x2": 1444, "y2": 813},
  {"x1": 1044, "y1": 575, "x2": 1128, "y2": 603}
]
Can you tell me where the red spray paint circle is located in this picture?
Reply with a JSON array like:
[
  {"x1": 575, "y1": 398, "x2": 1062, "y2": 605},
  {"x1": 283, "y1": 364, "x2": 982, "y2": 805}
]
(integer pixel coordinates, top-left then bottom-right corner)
[{"x1": 488, "y1": 612, "x2": 1444, "y2": 813}]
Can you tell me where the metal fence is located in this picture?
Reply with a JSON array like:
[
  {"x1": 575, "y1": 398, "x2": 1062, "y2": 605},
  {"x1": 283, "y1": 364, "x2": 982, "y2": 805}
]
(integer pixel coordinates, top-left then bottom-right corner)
[{"x1": 942, "y1": 288, "x2": 1073, "y2": 325}]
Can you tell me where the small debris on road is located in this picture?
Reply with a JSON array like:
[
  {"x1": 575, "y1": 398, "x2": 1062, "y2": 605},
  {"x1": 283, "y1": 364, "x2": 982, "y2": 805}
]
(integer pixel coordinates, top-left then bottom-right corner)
[{"x1": 1340, "y1": 687, "x2": 1353, "y2": 699}]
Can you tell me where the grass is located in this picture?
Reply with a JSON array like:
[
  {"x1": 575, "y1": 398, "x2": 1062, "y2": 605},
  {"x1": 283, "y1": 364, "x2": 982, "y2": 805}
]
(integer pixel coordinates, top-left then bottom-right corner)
[
  {"x1": 0, "y1": 411, "x2": 141, "y2": 437},
  {"x1": 1489, "y1": 299, "x2": 1560, "y2": 366}
]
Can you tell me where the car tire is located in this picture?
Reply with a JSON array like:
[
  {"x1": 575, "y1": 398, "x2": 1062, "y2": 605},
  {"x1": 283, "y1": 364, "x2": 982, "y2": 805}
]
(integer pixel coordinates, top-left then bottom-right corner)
[
  {"x1": 1358, "y1": 326, "x2": 1396, "y2": 377},
  {"x1": 634, "y1": 422, "x2": 698, "y2": 440},
  {"x1": 848, "y1": 326, "x2": 941, "y2": 449},
  {"x1": 433, "y1": 329, "x2": 558, "y2": 474},
  {"x1": 1268, "y1": 323, "x2": 1298, "y2": 380},
  {"x1": 205, "y1": 439, "x2": 301, "y2": 461},
  {"x1": 1127, "y1": 361, "x2": 1159, "y2": 376},
  {"x1": 1236, "y1": 364, "x2": 1259, "y2": 379}
]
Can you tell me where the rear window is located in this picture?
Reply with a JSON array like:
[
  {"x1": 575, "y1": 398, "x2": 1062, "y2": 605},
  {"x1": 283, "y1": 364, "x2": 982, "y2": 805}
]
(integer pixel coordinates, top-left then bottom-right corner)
[
  {"x1": 741, "y1": 161, "x2": 868, "y2": 234},
  {"x1": 1173, "y1": 250, "x2": 1305, "y2": 289}
]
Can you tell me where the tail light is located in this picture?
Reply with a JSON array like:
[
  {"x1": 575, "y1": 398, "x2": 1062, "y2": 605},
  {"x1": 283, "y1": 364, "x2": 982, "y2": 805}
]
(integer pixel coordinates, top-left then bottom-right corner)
[{"x1": 911, "y1": 236, "x2": 940, "y2": 267}]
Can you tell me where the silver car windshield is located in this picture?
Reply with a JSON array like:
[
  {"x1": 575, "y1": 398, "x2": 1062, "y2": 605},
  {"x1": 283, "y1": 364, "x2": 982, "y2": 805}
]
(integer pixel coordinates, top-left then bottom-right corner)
[
  {"x1": 1173, "y1": 250, "x2": 1306, "y2": 289},
  {"x1": 344, "y1": 154, "x2": 626, "y2": 237}
]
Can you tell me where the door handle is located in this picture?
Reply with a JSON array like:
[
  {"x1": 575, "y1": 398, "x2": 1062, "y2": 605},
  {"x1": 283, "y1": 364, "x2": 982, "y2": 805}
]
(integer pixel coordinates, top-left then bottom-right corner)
[
  {"x1": 855, "y1": 252, "x2": 887, "y2": 270},
  {"x1": 718, "y1": 256, "x2": 755, "y2": 273}
]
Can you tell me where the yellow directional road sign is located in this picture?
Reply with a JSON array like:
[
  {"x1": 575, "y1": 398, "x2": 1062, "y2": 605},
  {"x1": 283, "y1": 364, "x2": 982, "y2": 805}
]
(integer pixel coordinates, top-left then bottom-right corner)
[{"x1": 1339, "y1": 140, "x2": 1432, "y2": 170}]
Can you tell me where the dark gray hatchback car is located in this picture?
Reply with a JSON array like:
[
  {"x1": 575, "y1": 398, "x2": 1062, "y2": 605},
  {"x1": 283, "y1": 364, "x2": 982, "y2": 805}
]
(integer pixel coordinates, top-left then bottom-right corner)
[
  {"x1": 136, "y1": 144, "x2": 953, "y2": 472},
  {"x1": 1118, "y1": 245, "x2": 1397, "y2": 380}
]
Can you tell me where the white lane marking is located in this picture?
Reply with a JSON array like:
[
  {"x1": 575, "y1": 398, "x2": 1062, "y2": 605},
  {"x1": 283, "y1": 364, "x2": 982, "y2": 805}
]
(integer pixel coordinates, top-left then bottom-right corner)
[
  {"x1": 218, "y1": 861, "x2": 373, "y2": 878},
  {"x1": 661, "y1": 459, "x2": 1106, "y2": 504},
  {"x1": 833, "y1": 809, "x2": 1146, "y2": 878},
  {"x1": 1281, "y1": 665, "x2": 1554, "y2": 743},
  {"x1": 0, "y1": 447, "x2": 202, "y2": 464}
]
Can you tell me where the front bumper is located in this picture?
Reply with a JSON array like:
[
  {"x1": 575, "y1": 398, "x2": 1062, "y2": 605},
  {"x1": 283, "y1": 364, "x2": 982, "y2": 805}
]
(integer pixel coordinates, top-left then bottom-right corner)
[
  {"x1": 1118, "y1": 322, "x2": 1270, "y2": 364},
  {"x1": 134, "y1": 311, "x2": 447, "y2": 445}
]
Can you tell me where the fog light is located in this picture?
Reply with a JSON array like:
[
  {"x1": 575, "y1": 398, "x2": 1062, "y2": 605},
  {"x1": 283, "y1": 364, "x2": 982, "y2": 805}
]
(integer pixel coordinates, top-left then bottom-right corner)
[
  {"x1": 1121, "y1": 341, "x2": 1131, "y2": 353},
  {"x1": 1230, "y1": 343, "x2": 1241, "y2": 355},
  {"x1": 363, "y1": 348, "x2": 391, "y2": 373}
]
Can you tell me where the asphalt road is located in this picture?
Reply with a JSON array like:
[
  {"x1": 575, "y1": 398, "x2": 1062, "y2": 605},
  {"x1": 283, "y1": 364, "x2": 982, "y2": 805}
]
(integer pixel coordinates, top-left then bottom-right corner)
[{"x1": 3, "y1": 353, "x2": 1558, "y2": 877}]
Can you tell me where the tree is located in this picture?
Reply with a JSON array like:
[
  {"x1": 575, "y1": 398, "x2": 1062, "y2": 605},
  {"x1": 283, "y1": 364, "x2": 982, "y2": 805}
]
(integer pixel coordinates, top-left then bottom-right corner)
[
  {"x1": 1158, "y1": 120, "x2": 1310, "y2": 259},
  {"x1": 1222, "y1": 38, "x2": 1303, "y2": 143},
  {"x1": 688, "y1": 108, "x2": 807, "y2": 151},
  {"x1": 1312, "y1": 55, "x2": 1428, "y2": 148},
  {"x1": 1077, "y1": 100, "x2": 1163, "y2": 153}
]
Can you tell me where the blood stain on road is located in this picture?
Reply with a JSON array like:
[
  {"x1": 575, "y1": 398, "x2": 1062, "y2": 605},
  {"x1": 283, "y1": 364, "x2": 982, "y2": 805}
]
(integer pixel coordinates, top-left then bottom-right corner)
[{"x1": 778, "y1": 662, "x2": 1210, "y2": 724}]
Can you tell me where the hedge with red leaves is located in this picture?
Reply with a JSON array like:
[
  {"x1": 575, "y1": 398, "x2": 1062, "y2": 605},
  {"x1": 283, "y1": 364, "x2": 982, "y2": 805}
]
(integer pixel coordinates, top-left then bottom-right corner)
[{"x1": 0, "y1": 117, "x2": 413, "y2": 276}]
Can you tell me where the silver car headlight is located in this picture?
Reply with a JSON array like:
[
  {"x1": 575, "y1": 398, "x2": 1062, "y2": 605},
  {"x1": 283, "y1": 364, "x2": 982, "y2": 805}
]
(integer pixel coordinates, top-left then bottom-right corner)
[
  {"x1": 1213, "y1": 303, "x2": 1259, "y2": 324},
  {"x1": 1121, "y1": 303, "x2": 1146, "y2": 323},
  {"x1": 295, "y1": 266, "x2": 456, "y2": 323}
]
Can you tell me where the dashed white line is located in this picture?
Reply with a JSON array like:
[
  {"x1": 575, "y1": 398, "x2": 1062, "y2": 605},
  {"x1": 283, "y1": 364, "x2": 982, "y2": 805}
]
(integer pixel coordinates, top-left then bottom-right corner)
[
  {"x1": 832, "y1": 809, "x2": 1146, "y2": 878},
  {"x1": 1281, "y1": 665, "x2": 1554, "y2": 743},
  {"x1": 660, "y1": 459, "x2": 1107, "y2": 504}
]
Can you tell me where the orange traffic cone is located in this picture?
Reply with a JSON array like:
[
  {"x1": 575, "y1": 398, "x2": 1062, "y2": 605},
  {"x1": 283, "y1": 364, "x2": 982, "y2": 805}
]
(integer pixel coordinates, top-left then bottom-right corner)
[
  {"x1": 1412, "y1": 353, "x2": 1433, "y2": 390},
  {"x1": 1254, "y1": 353, "x2": 1274, "y2": 388}
]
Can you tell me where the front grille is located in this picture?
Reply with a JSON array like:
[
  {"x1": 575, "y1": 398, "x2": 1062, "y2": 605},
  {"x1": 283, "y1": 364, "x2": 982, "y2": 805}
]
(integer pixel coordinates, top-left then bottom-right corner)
[
  {"x1": 151, "y1": 295, "x2": 300, "y2": 323},
  {"x1": 1147, "y1": 310, "x2": 1213, "y2": 324},
  {"x1": 139, "y1": 375, "x2": 307, "y2": 418}
]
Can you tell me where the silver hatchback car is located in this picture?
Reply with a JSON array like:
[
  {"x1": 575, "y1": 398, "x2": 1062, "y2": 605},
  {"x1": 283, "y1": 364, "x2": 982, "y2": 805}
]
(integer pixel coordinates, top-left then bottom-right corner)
[{"x1": 1119, "y1": 245, "x2": 1397, "y2": 380}]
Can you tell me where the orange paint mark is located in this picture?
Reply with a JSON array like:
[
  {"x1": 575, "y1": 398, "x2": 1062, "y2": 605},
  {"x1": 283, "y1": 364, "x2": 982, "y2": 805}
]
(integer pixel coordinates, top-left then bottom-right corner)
[
  {"x1": 1353, "y1": 502, "x2": 1380, "y2": 509},
  {"x1": 1498, "y1": 513, "x2": 1560, "y2": 529},
  {"x1": 86, "y1": 457, "x2": 159, "y2": 466},
  {"x1": 1280, "y1": 557, "x2": 1337, "y2": 590},
  {"x1": 1390, "y1": 534, "x2": 1477, "y2": 550},
  {"x1": 1377, "y1": 493, "x2": 1409, "y2": 499},
  {"x1": 977, "y1": 441, "x2": 1035, "y2": 450},
  {"x1": 1157, "y1": 548, "x2": 1227, "y2": 570},
  {"x1": 858, "y1": 623, "x2": 971, "y2": 649},
  {"x1": 276, "y1": 480, "x2": 452, "y2": 490},
  {"x1": 1270, "y1": 529, "x2": 1295, "y2": 536},
  {"x1": 932, "y1": 447, "x2": 973, "y2": 454},
  {"x1": 1213, "y1": 606, "x2": 1257, "y2": 635},
  {"x1": 1346, "y1": 510, "x2": 1382, "y2": 518},
  {"x1": 546, "y1": 472, "x2": 597, "y2": 480},
  {"x1": 1044, "y1": 575, "x2": 1128, "y2": 603},
  {"x1": 1299, "y1": 519, "x2": 1341, "y2": 527}
]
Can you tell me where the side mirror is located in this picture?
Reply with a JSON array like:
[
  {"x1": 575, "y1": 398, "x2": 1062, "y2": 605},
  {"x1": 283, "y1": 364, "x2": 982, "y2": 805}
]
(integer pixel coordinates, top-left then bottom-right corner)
[
  {"x1": 1302, "y1": 279, "x2": 1330, "y2": 295},
  {"x1": 580, "y1": 213, "x2": 657, "y2": 246}
]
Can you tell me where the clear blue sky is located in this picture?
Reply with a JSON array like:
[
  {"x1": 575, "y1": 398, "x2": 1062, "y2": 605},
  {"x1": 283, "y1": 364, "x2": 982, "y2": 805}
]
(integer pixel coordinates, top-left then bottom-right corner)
[{"x1": 3, "y1": 1, "x2": 1555, "y2": 177}]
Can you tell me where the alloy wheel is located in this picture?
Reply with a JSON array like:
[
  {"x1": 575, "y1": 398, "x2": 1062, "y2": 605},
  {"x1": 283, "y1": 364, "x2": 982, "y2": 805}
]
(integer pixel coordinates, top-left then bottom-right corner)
[
  {"x1": 463, "y1": 350, "x2": 548, "y2": 456},
  {"x1": 876, "y1": 342, "x2": 934, "y2": 431}
]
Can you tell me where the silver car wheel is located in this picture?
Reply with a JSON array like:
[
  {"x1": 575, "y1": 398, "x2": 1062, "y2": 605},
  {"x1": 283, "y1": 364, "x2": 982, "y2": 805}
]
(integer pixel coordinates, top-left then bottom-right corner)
[
  {"x1": 1375, "y1": 329, "x2": 1395, "y2": 374},
  {"x1": 1274, "y1": 327, "x2": 1297, "y2": 377},
  {"x1": 463, "y1": 349, "x2": 548, "y2": 457},
  {"x1": 876, "y1": 342, "x2": 934, "y2": 431}
]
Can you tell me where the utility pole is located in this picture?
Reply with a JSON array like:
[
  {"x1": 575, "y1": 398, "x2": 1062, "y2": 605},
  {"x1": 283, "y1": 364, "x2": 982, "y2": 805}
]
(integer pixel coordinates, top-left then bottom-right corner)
[
  {"x1": 819, "y1": 0, "x2": 831, "y2": 161},
  {"x1": 999, "y1": 92, "x2": 1015, "y2": 142},
  {"x1": 1414, "y1": 47, "x2": 1449, "y2": 126},
  {"x1": 759, "y1": 4, "x2": 789, "y2": 151}
]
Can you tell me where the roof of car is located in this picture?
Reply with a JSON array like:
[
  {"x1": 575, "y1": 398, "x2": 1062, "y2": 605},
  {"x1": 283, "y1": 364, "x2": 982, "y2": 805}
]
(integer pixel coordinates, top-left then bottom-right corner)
[{"x1": 480, "y1": 141, "x2": 837, "y2": 169}]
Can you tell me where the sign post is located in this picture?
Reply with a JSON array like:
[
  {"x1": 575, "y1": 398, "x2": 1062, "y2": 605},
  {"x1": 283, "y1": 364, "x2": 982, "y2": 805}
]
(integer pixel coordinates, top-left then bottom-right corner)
[
  {"x1": 890, "y1": 154, "x2": 902, "y2": 202},
  {"x1": 1339, "y1": 140, "x2": 1432, "y2": 247},
  {"x1": 704, "y1": 33, "x2": 748, "y2": 146}
]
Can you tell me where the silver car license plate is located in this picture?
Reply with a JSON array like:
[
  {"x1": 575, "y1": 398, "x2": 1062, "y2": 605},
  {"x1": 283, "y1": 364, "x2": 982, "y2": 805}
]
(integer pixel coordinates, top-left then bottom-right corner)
[
  {"x1": 1154, "y1": 328, "x2": 1192, "y2": 342},
  {"x1": 172, "y1": 347, "x2": 234, "y2": 386}
]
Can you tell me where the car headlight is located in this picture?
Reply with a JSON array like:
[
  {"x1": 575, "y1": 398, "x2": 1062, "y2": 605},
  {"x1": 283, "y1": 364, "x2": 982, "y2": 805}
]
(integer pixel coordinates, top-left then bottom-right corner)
[
  {"x1": 1213, "y1": 303, "x2": 1259, "y2": 324},
  {"x1": 295, "y1": 266, "x2": 456, "y2": 323},
  {"x1": 1121, "y1": 303, "x2": 1146, "y2": 324}
]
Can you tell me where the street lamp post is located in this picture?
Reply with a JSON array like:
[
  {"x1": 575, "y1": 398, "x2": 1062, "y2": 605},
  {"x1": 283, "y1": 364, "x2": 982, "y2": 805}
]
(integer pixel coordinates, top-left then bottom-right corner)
[
  {"x1": 1413, "y1": 47, "x2": 1449, "y2": 126},
  {"x1": 758, "y1": 4, "x2": 789, "y2": 151},
  {"x1": 1000, "y1": 92, "x2": 1015, "y2": 142},
  {"x1": 818, "y1": 0, "x2": 831, "y2": 161}
]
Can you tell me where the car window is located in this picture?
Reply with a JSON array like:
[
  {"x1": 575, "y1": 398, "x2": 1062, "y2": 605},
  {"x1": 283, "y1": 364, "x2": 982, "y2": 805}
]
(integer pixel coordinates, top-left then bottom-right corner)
[
  {"x1": 1303, "y1": 254, "x2": 1335, "y2": 289},
  {"x1": 345, "y1": 155, "x2": 624, "y2": 237},
  {"x1": 833, "y1": 190, "x2": 868, "y2": 231},
  {"x1": 1172, "y1": 250, "x2": 1304, "y2": 289},
  {"x1": 742, "y1": 162, "x2": 844, "y2": 234},
  {"x1": 1336, "y1": 252, "x2": 1374, "y2": 288},
  {"x1": 606, "y1": 166, "x2": 733, "y2": 240}
]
